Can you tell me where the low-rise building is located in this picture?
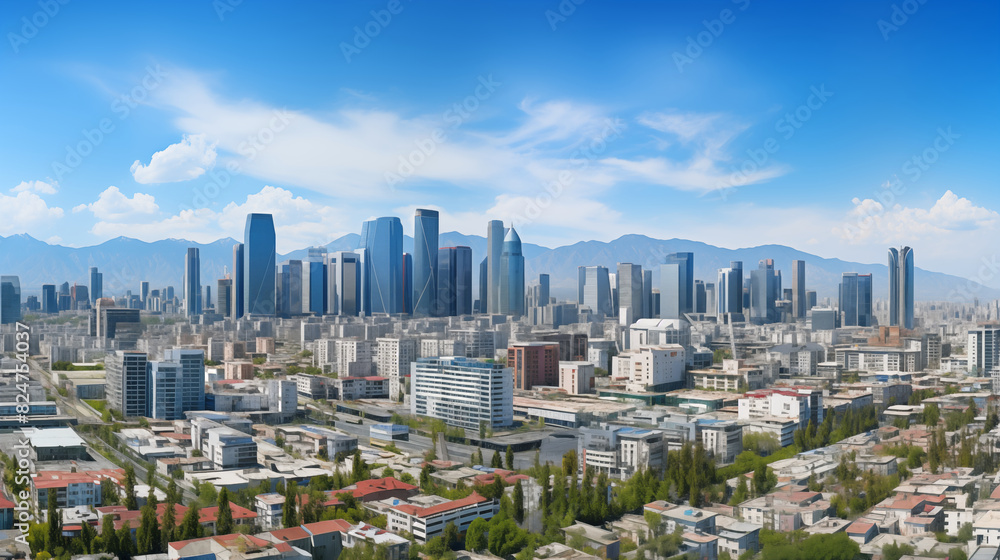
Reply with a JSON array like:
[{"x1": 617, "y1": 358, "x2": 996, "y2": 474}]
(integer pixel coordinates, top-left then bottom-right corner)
[{"x1": 387, "y1": 493, "x2": 498, "y2": 543}]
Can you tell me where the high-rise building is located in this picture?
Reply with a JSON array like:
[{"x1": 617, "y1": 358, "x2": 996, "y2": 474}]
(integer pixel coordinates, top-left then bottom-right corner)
[
  {"x1": 617, "y1": 263, "x2": 643, "y2": 324},
  {"x1": 662, "y1": 253, "x2": 694, "y2": 318},
  {"x1": 889, "y1": 246, "x2": 915, "y2": 329},
  {"x1": 806, "y1": 291, "x2": 818, "y2": 310},
  {"x1": 217, "y1": 279, "x2": 233, "y2": 317},
  {"x1": 718, "y1": 262, "x2": 744, "y2": 315},
  {"x1": 41, "y1": 284, "x2": 57, "y2": 314},
  {"x1": 184, "y1": 248, "x2": 201, "y2": 316},
  {"x1": 969, "y1": 328, "x2": 1000, "y2": 386},
  {"x1": 705, "y1": 282, "x2": 717, "y2": 316},
  {"x1": 149, "y1": 349, "x2": 206, "y2": 420},
  {"x1": 360, "y1": 216, "x2": 404, "y2": 315},
  {"x1": 89, "y1": 266, "x2": 103, "y2": 303},
  {"x1": 140, "y1": 281, "x2": 150, "y2": 310},
  {"x1": 579, "y1": 266, "x2": 613, "y2": 316},
  {"x1": 477, "y1": 257, "x2": 488, "y2": 314},
  {"x1": 486, "y1": 220, "x2": 505, "y2": 314},
  {"x1": 232, "y1": 243, "x2": 245, "y2": 319},
  {"x1": 792, "y1": 260, "x2": 807, "y2": 319},
  {"x1": 244, "y1": 213, "x2": 277, "y2": 316},
  {"x1": 839, "y1": 272, "x2": 873, "y2": 327},
  {"x1": 306, "y1": 260, "x2": 326, "y2": 315},
  {"x1": 412, "y1": 208, "x2": 439, "y2": 317},
  {"x1": 0, "y1": 276, "x2": 22, "y2": 324},
  {"x1": 695, "y1": 280, "x2": 707, "y2": 314},
  {"x1": 70, "y1": 284, "x2": 89, "y2": 310},
  {"x1": 642, "y1": 270, "x2": 653, "y2": 319},
  {"x1": 279, "y1": 260, "x2": 303, "y2": 317},
  {"x1": 437, "y1": 246, "x2": 473, "y2": 316},
  {"x1": 204, "y1": 285, "x2": 212, "y2": 312},
  {"x1": 329, "y1": 251, "x2": 361, "y2": 316},
  {"x1": 538, "y1": 273, "x2": 550, "y2": 307},
  {"x1": 402, "y1": 252, "x2": 413, "y2": 315},
  {"x1": 499, "y1": 227, "x2": 525, "y2": 317},
  {"x1": 106, "y1": 351, "x2": 148, "y2": 418},
  {"x1": 508, "y1": 342, "x2": 560, "y2": 390},
  {"x1": 410, "y1": 356, "x2": 513, "y2": 429},
  {"x1": 750, "y1": 259, "x2": 781, "y2": 324}
]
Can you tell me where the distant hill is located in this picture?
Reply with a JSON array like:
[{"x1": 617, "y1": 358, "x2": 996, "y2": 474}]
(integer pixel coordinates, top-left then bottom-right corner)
[{"x1": 0, "y1": 233, "x2": 992, "y2": 302}]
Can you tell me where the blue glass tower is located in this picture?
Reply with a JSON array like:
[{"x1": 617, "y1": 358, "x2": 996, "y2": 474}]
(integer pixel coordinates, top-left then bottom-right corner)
[
  {"x1": 0, "y1": 276, "x2": 21, "y2": 324},
  {"x1": 412, "y1": 209, "x2": 439, "y2": 317},
  {"x1": 499, "y1": 227, "x2": 525, "y2": 316},
  {"x1": 437, "y1": 246, "x2": 473, "y2": 316},
  {"x1": 359, "y1": 217, "x2": 404, "y2": 315},
  {"x1": 184, "y1": 248, "x2": 201, "y2": 316},
  {"x1": 244, "y1": 213, "x2": 277, "y2": 316},
  {"x1": 308, "y1": 260, "x2": 327, "y2": 315},
  {"x1": 232, "y1": 243, "x2": 245, "y2": 319},
  {"x1": 42, "y1": 284, "x2": 57, "y2": 314},
  {"x1": 90, "y1": 266, "x2": 103, "y2": 303},
  {"x1": 889, "y1": 246, "x2": 915, "y2": 329},
  {"x1": 663, "y1": 252, "x2": 694, "y2": 317}
]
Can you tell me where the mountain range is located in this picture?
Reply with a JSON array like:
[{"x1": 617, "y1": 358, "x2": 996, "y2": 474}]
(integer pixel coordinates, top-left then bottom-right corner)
[{"x1": 0, "y1": 233, "x2": 992, "y2": 303}]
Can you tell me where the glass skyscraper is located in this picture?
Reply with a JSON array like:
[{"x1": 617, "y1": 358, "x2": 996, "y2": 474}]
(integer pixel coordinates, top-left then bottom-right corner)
[
  {"x1": 499, "y1": 227, "x2": 525, "y2": 316},
  {"x1": 437, "y1": 246, "x2": 473, "y2": 316},
  {"x1": 328, "y1": 251, "x2": 361, "y2": 316},
  {"x1": 717, "y1": 261, "x2": 744, "y2": 315},
  {"x1": 663, "y1": 252, "x2": 694, "y2": 317},
  {"x1": 89, "y1": 266, "x2": 103, "y2": 303},
  {"x1": 307, "y1": 260, "x2": 327, "y2": 315},
  {"x1": 0, "y1": 276, "x2": 22, "y2": 324},
  {"x1": 412, "y1": 208, "x2": 439, "y2": 317},
  {"x1": 41, "y1": 284, "x2": 57, "y2": 314},
  {"x1": 750, "y1": 259, "x2": 780, "y2": 324},
  {"x1": 359, "y1": 216, "x2": 404, "y2": 314},
  {"x1": 486, "y1": 220, "x2": 505, "y2": 314},
  {"x1": 792, "y1": 260, "x2": 807, "y2": 318},
  {"x1": 839, "y1": 272, "x2": 873, "y2": 327},
  {"x1": 889, "y1": 246, "x2": 915, "y2": 329},
  {"x1": 232, "y1": 243, "x2": 244, "y2": 319},
  {"x1": 184, "y1": 248, "x2": 201, "y2": 316},
  {"x1": 617, "y1": 263, "x2": 643, "y2": 323},
  {"x1": 579, "y1": 266, "x2": 613, "y2": 316},
  {"x1": 244, "y1": 213, "x2": 276, "y2": 316}
]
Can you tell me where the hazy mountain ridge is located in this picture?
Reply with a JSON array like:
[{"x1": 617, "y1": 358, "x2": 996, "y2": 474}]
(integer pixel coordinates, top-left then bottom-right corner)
[{"x1": 0, "y1": 233, "x2": 992, "y2": 302}]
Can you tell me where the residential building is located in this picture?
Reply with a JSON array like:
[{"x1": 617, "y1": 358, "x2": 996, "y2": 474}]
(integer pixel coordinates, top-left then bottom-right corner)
[
  {"x1": 578, "y1": 425, "x2": 665, "y2": 478},
  {"x1": 387, "y1": 493, "x2": 498, "y2": 543},
  {"x1": 612, "y1": 345, "x2": 686, "y2": 392},
  {"x1": 508, "y1": 342, "x2": 560, "y2": 390},
  {"x1": 410, "y1": 356, "x2": 513, "y2": 429},
  {"x1": 106, "y1": 351, "x2": 148, "y2": 417},
  {"x1": 333, "y1": 376, "x2": 390, "y2": 400}
]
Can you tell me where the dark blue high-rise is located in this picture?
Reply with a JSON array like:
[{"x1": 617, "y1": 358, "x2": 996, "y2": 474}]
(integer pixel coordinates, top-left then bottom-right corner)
[
  {"x1": 437, "y1": 246, "x2": 473, "y2": 316},
  {"x1": 359, "y1": 217, "x2": 403, "y2": 314},
  {"x1": 233, "y1": 243, "x2": 245, "y2": 319},
  {"x1": 412, "y1": 209, "x2": 439, "y2": 317},
  {"x1": 244, "y1": 213, "x2": 276, "y2": 316}
]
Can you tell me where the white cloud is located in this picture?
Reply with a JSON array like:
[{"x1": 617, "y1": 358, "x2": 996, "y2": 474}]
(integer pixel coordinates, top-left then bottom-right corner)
[
  {"x1": 0, "y1": 191, "x2": 64, "y2": 234},
  {"x1": 836, "y1": 190, "x2": 1000, "y2": 243},
  {"x1": 130, "y1": 133, "x2": 217, "y2": 184},
  {"x1": 11, "y1": 180, "x2": 58, "y2": 194},
  {"x1": 73, "y1": 186, "x2": 159, "y2": 221}
]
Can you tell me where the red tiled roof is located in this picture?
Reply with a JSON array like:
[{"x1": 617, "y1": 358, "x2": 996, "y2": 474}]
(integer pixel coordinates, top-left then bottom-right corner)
[
  {"x1": 0, "y1": 496, "x2": 15, "y2": 509},
  {"x1": 392, "y1": 492, "x2": 489, "y2": 518},
  {"x1": 200, "y1": 502, "x2": 258, "y2": 523},
  {"x1": 846, "y1": 521, "x2": 875, "y2": 534},
  {"x1": 342, "y1": 477, "x2": 418, "y2": 498},
  {"x1": 303, "y1": 519, "x2": 354, "y2": 535},
  {"x1": 33, "y1": 469, "x2": 125, "y2": 489},
  {"x1": 269, "y1": 527, "x2": 310, "y2": 541}
]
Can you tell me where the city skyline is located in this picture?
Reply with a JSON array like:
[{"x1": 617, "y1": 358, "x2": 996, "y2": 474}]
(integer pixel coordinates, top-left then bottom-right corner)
[{"x1": 1, "y1": 2, "x2": 998, "y2": 287}]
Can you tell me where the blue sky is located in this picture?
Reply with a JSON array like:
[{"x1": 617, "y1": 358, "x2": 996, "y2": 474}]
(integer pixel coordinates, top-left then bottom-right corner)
[{"x1": 2, "y1": 0, "x2": 998, "y2": 282}]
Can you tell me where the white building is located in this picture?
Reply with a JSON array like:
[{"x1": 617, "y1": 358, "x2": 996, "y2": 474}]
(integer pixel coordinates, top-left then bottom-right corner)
[
  {"x1": 334, "y1": 376, "x2": 390, "y2": 400},
  {"x1": 377, "y1": 337, "x2": 417, "y2": 401},
  {"x1": 612, "y1": 345, "x2": 686, "y2": 392},
  {"x1": 191, "y1": 417, "x2": 258, "y2": 469},
  {"x1": 336, "y1": 340, "x2": 374, "y2": 377},
  {"x1": 700, "y1": 420, "x2": 743, "y2": 464},
  {"x1": 410, "y1": 356, "x2": 513, "y2": 429},
  {"x1": 149, "y1": 348, "x2": 206, "y2": 421},
  {"x1": 387, "y1": 493, "x2": 498, "y2": 543},
  {"x1": 559, "y1": 361, "x2": 595, "y2": 395},
  {"x1": 738, "y1": 388, "x2": 823, "y2": 429},
  {"x1": 578, "y1": 425, "x2": 665, "y2": 478}
]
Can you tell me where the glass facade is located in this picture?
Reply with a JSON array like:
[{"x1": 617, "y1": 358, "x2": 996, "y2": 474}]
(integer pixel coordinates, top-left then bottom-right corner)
[
  {"x1": 359, "y1": 216, "x2": 403, "y2": 314},
  {"x1": 184, "y1": 247, "x2": 201, "y2": 316},
  {"x1": 0, "y1": 276, "x2": 22, "y2": 324},
  {"x1": 499, "y1": 227, "x2": 524, "y2": 316},
  {"x1": 244, "y1": 213, "x2": 276, "y2": 316},
  {"x1": 889, "y1": 246, "x2": 915, "y2": 329},
  {"x1": 437, "y1": 246, "x2": 473, "y2": 316},
  {"x1": 232, "y1": 243, "x2": 244, "y2": 319},
  {"x1": 412, "y1": 208, "x2": 439, "y2": 317}
]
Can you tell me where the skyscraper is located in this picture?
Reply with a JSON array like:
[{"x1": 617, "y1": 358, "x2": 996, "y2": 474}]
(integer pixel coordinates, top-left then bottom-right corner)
[
  {"x1": 412, "y1": 208, "x2": 439, "y2": 317},
  {"x1": 244, "y1": 213, "x2": 277, "y2": 316},
  {"x1": 279, "y1": 260, "x2": 303, "y2": 317},
  {"x1": 478, "y1": 257, "x2": 488, "y2": 313},
  {"x1": 579, "y1": 266, "x2": 613, "y2": 316},
  {"x1": 664, "y1": 252, "x2": 694, "y2": 315},
  {"x1": 149, "y1": 349, "x2": 206, "y2": 420},
  {"x1": 232, "y1": 243, "x2": 245, "y2": 319},
  {"x1": 217, "y1": 278, "x2": 233, "y2": 317},
  {"x1": 89, "y1": 266, "x2": 103, "y2": 303},
  {"x1": 106, "y1": 351, "x2": 148, "y2": 418},
  {"x1": 792, "y1": 260, "x2": 807, "y2": 319},
  {"x1": 718, "y1": 262, "x2": 744, "y2": 315},
  {"x1": 306, "y1": 260, "x2": 326, "y2": 315},
  {"x1": 360, "y1": 216, "x2": 404, "y2": 315},
  {"x1": 839, "y1": 272, "x2": 873, "y2": 327},
  {"x1": 140, "y1": 281, "x2": 150, "y2": 310},
  {"x1": 329, "y1": 251, "x2": 361, "y2": 316},
  {"x1": 437, "y1": 246, "x2": 473, "y2": 316},
  {"x1": 184, "y1": 248, "x2": 201, "y2": 316},
  {"x1": 889, "y1": 246, "x2": 915, "y2": 329},
  {"x1": 402, "y1": 252, "x2": 413, "y2": 315},
  {"x1": 0, "y1": 276, "x2": 22, "y2": 324},
  {"x1": 499, "y1": 227, "x2": 525, "y2": 317},
  {"x1": 705, "y1": 282, "x2": 717, "y2": 316},
  {"x1": 486, "y1": 220, "x2": 505, "y2": 314},
  {"x1": 538, "y1": 273, "x2": 550, "y2": 307},
  {"x1": 642, "y1": 269, "x2": 653, "y2": 318},
  {"x1": 750, "y1": 259, "x2": 780, "y2": 324},
  {"x1": 42, "y1": 284, "x2": 57, "y2": 314},
  {"x1": 617, "y1": 263, "x2": 643, "y2": 324},
  {"x1": 695, "y1": 280, "x2": 707, "y2": 314}
]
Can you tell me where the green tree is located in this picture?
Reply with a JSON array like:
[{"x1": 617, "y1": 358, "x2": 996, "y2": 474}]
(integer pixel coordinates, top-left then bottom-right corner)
[
  {"x1": 123, "y1": 464, "x2": 138, "y2": 510},
  {"x1": 730, "y1": 476, "x2": 750, "y2": 505},
  {"x1": 100, "y1": 514, "x2": 119, "y2": 556},
  {"x1": 283, "y1": 481, "x2": 299, "y2": 528},
  {"x1": 491, "y1": 450, "x2": 503, "y2": 468},
  {"x1": 136, "y1": 501, "x2": 161, "y2": 555},
  {"x1": 442, "y1": 521, "x2": 460, "y2": 550},
  {"x1": 882, "y1": 541, "x2": 916, "y2": 560},
  {"x1": 924, "y1": 403, "x2": 940, "y2": 427},
  {"x1": 466, "y1": 517, "x2": 488, "y2": 551},
  {"x1": 513, "y1": 480, "x2": 525, "y2": 524},
  {"x1": 80, "y1": 518, "x2": 97, "y2": 554},
  {"x1": 161, "y1": 500, "x2": 177, "y2": 544},
  {"x1": 505, "y1": 445, "x2": 514, "y2": 470},
  {"x1": 471, "y1": 448, "x2": 483, "y2": 466},
  {"x1": 180, "y1": 503, "x2": 203, "y2": 541},
  {"x1": 216, "y1": 488, "x2": 235, "y2": 535},
  {"x1": 118, "y1": 522, "x2": 136, "y2": 560},
  {"x1": 47, "y1": 488, "x2": 62, "y2": 552}
]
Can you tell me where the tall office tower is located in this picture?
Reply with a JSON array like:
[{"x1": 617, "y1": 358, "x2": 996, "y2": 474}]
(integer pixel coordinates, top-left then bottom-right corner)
[
  {"x1": 617, "y1": 263, "x2": 643, "y2": 324},
  {"x1": 0, "y1": 276, "x2": 22, "y2": 324},
  {"x1": 279, "y1": 260, "x2": 303, "y2": 316},
  {"x1": 538, "y1": 274, "x2": 550, "y2": 306},
  {"x1": 360, "y1": 216, "x2": 404, "y2": 314},
  {"x1": 839, "y1": 272, "x2": 873, "y2": 327},
  {"x1": 232, "y1": 243, "x2": 245, "y2": 319},
  {"x1": 610, "y1": 272, "x2": 618, "y2": 316},
  {"x1": 149, "y1": 349, "x2": 206, "y2": 420},
  {"x1": 437, "y1": 246, "x2": 473, "y2": 316},
  {"x1": 70, "y1": 284, "x2": 89, "y2": 309},
  {"x1": 969, "y1": 327, "x2": 1000, "y2": 380},
  {"x1": 89, "y1": 266, "x2": 103, "y2": 303},
  {"x1": 664, "y1": 253, "x2": 694, "y2": 315},
  {"x1": 165, "y1": 286, "x2": 174, "y2": 302},
  {"x1": 402, "y1": 253, "x2": 413, "y2": 314},
  {"x1": 412, "y1": 208, "x2": 439, "y2": 317},
  {"x1": 486, "y1": 220, "x2": 505, "y2": 313},
  {"x1": 889, "y1": 246, "x2": 915, "y2": 329},
  {"x1": 59, "y1": 282, "x2": 69, "y2": 297},
  {"x1": 718, "y1": 262, "x2": 744, "y2": 315},
  {"x1": 306, "y1": 260, "x2": 326, "y2": 315},
  {"x1": 204, "y1": 285, "x2": 212, "y2": 312},
  {"x1": 750, "y1": 259, "x2": 780, "y2": 324},
  {"x1": 642, "y1": 270, "x2": 653, "y2": 318},
  {"x1": 328, "y1": 251, "x2": 361, "y2": 316},
  {"x1": 140, "y1": 281, "x2": 150, "y2": 309},
  {"x1": 579, "y1": 266, "x2": 613, "y2": 316},
  {"x1": 244, "y1": 213, "x2": 277, "y2": 316},
  {"x1": 217, "y1": 279, "x2": 233, "y2": 317},
  {"x1": 184, "y1": 247, "x2": 201, "y2": 316},
  {"x1": 477, "y1": 257, "x2": 488, "y2": 313},
  {"x1": 695, "y1": 280, "x2": 707, "y2": 314},
  {"x1": 106, "y1": 351, "x2": 148, "y2": 417},
  {"x1": 705, "y1": 282, "x2": 717, "y2": 316},
  {"x1": 41, "y1": 284, "x2": 57, "y2": 314},
  {"x1": 792, "y1": 260, "x2": 806, "y2": 319},
  {"x1": 499, "y1": 227, "x2": 525, "y2": 317},
  {"x1": 806, "y1": 291, "x2": 818, "y2": 310}
]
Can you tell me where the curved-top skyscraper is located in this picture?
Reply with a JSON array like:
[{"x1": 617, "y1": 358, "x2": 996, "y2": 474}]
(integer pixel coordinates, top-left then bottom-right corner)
[
  {"x1": 360, "y1": 216, "x2": 404, "y2": 314},
  {"x1": 244, "y1": 213, "x2": 276, "y2": 316},
  {"x1": 499, "y1": 226, "x2": 525, "y2": 317},
  {"x1": 888, "y1": 246, "x2": 914, "y2": 329},
  {"x1": 412, "y1": 209, "x2": 439, "y2": 317}
]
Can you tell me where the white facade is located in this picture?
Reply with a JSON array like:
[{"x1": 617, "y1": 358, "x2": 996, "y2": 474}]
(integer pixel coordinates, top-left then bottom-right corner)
[
  {"x1": 612, "y1": 345, "x2": 686, "y2": 392},
  {"x1": 410, "y1": 357, "x2": 513, "y2": 429},
  {"x1": 559, "y1": 361, "x2": 595, "y2": 395},
  {"x1": 336, "y1": 340, "x2": 374, "y2": 377},
  {"x1": 377, "y1": 337, "x2": 417, "y2": 401},
  {"x1": 388, "y1": 495, "x2": 499, "y2": 543},
  {"x1": 738, "y1": 389, "x2": 822, "y2": 429}
]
